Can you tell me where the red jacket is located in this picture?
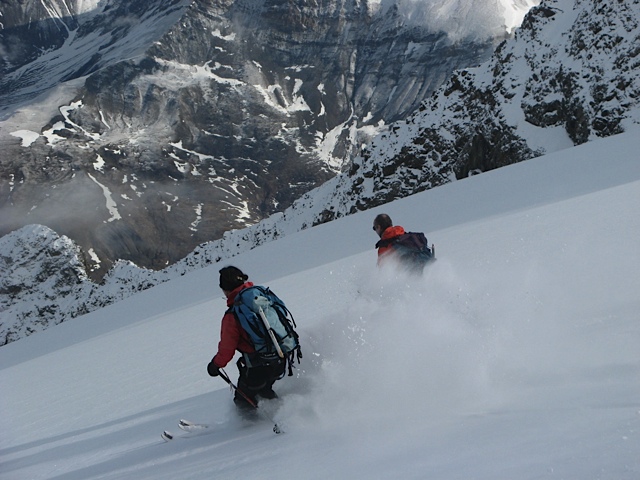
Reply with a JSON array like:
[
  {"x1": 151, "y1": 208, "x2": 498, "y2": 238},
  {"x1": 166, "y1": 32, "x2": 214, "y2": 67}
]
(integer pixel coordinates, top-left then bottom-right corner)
[
  {"x1": 376, "y1": 225, "x2": 406, "y2": 264},
  {"x1": 212, "y1": 282, "x2": 256, "y2": 368}
]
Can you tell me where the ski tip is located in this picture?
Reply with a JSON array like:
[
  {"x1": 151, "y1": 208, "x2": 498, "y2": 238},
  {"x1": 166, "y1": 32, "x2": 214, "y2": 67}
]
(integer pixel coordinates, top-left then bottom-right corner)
[{"x1": 161, "y1": 430, "x2": 174, "y2": 441}]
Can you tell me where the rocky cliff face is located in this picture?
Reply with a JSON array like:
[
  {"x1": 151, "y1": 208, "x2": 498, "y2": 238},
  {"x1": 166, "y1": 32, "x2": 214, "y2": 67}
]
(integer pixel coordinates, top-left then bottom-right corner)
[
  {"x1": 309, "y1": 0, "x2": 640, "y2": 215},
  {"x1": 1, "y1": 0, "x2": 498, "y2": 279},
  {"x1": 0, "y1": 0, "x2": 189, "y2": 108},
  {"x1": 0, "y1": 225, "x2": 92, "y2": 344}
]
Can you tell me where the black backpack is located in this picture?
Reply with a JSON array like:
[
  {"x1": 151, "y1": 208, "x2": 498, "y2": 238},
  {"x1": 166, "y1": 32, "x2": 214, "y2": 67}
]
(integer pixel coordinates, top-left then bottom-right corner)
[{"x1": 376, "y1": 232, "x2": 435, "y2": 272}]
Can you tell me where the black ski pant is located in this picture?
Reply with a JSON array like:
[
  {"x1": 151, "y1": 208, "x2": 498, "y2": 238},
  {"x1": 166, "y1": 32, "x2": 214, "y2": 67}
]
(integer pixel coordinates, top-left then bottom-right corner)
[{"x1": 234, "y1": 353, "x2": 285, "y2": 409}]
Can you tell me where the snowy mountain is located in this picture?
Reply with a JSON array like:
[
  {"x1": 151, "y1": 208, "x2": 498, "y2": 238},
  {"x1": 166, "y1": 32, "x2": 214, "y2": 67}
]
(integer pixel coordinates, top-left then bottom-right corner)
[
  {"x1": 2, "y1": 0, "x2": 639, "y2": 346},
  {"x1": 0, "y1": 0, "x2": 525, "y2": 276},
  {"x1": 0, "y1": 225, "x2": 90, "y2": 345},
  {"x1": 304, "y1": 0, "x2": 640, "y2": 215},
  {"x1": 0, "y1": 0, "x2": 189, "y2": 106},
  {"x1": 1, "y1": 129, "x2": 638, "y2": 479}
]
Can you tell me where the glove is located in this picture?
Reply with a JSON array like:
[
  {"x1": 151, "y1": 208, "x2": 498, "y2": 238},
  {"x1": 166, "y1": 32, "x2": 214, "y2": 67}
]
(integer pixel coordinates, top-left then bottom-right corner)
[{"x1": 207, "y1": 361, "x2": 220, "y2": 377}]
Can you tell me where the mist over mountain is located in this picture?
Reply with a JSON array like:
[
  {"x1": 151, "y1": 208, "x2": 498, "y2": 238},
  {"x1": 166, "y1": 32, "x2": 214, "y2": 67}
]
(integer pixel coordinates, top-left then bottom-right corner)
[
  {"x1": 5, "y1": 0, "x2": 638, "y2": 346},
  {"x1": 0, "y1": 0, "x2": 522, "y2": 278}
]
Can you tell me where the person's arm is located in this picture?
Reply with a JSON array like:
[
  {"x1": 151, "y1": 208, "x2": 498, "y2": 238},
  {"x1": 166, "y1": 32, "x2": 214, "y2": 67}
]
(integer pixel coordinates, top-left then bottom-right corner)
[{"x1": 212, "y1": 312, "x2": 240, "y2": 368}]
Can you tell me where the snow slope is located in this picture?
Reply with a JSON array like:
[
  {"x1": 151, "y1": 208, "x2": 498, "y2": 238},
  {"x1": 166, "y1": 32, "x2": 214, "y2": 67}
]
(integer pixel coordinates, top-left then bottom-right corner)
[{"x1": 1, "y1": 130, "x2": 639, "y2": 479}]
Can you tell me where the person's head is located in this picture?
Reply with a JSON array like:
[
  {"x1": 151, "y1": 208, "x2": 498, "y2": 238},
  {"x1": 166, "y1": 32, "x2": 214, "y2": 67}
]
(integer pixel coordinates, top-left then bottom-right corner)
[
  {"x1": 373, "y1": 214, "x2": 393, "y2": 238},
  {"x1": 219, "y1": 266, "x2": 248, "y2": 293}
]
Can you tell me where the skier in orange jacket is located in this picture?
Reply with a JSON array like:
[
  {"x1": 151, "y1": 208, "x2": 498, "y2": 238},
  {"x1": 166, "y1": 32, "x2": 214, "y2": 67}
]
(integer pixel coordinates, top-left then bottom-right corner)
[{"x1": 373, "y1": 213, "x2": 406, "y2": 265}]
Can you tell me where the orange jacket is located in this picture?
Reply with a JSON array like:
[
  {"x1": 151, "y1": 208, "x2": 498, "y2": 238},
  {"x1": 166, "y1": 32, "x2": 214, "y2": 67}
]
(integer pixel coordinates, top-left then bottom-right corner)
[
  {"x1": 376, "y1": 225, "x2": 406, "y2": 264},
  {"x1": 212, "y1": 282, "x2": 256, "y2": 368}
]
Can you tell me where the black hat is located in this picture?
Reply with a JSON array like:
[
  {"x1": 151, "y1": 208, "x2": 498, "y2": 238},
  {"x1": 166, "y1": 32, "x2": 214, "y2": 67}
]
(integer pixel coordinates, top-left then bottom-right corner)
[{"x1": 219, "y1": 266, "x2": 248, "y2": 291}]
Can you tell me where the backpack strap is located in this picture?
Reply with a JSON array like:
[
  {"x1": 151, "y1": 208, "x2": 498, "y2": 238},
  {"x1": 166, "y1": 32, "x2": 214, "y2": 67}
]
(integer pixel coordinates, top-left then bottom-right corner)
[
  {"x1": 227, "y1": 286, "x2": 266, "y2": 352},
  {"x1": 377, "y1": 233, "x2": 430, "y2": 251},
  {"x1": 376, "y1": 235, "x2": 406, "y2": 250},
  {"x1": 282, "y1": 345, "x2": 303, "y2": 376},
  {"x1": 375, "y1": 237, "x2": 393, "y2": 249}
]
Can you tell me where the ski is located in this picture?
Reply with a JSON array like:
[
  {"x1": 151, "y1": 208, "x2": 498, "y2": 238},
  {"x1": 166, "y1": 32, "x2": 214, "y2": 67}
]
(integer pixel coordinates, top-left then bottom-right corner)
[
  {"x1": 162, "y1": 415, "x2": 280, "y2": 441},
  {"x1": 178, "y1": 419, "x2": 209, "y2": 431},
  {"x1": 161, "y1": 420, "x2": 209, "y2": 441}
]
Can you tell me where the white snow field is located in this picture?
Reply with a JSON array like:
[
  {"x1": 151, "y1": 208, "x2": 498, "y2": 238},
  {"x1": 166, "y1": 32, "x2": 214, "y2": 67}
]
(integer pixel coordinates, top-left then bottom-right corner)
[{"x1": 1, "y1": 129, "x2": 639, "y2": 479}]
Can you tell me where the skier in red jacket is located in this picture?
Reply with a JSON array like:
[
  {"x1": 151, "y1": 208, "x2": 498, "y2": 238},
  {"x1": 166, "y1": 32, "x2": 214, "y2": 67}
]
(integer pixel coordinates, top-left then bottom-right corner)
[
  {"x1": 207, "y1": 266, "x2": 285, "y2": 410},
  {"x1": 373, "y1": 213, "x2": 406, "y2": 265}
]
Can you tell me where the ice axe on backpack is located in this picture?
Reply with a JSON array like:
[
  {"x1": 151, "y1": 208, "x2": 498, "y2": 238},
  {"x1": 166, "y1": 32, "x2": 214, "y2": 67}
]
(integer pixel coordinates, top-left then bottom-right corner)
[
  {"x1": 257, "y1": 306, "x2": 285, "y2": 359},
  {"x1": 218, "y1": 368, "x2": 282, "y2": 434}
]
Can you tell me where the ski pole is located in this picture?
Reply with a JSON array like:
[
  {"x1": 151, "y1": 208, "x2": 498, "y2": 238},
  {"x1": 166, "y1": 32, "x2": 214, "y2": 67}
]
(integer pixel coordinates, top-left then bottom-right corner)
[
  {"x1": 218, "y1": 368, "x2": 258, "y2": 408},
  {"x1": 218, "y1": 368, "x2": 282, "y2": 434}
]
